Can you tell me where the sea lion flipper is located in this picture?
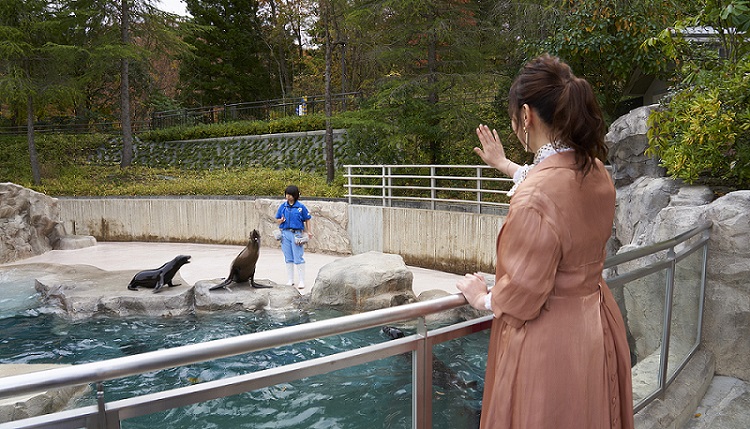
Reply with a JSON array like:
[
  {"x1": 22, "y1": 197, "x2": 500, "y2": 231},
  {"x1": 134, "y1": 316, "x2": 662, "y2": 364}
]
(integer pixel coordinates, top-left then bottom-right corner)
[
  {"x1": 153, "y1": 276, "x2": 165, "y2": 293},
  {"x1": 249, "y1": 271, "x2": 271, "y2": 288},
  {"x1": 251, "y1": 281, "x2": 273, "y2": 288},
  {"x1": 208, "y1": 278, "x2": 232, "y2": 291}
]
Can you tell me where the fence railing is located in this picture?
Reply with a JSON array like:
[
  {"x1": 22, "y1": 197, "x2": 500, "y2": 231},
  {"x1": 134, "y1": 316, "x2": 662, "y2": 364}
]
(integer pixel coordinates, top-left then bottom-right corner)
[
  {"x1": 0, "y1": 120, "x2": 152, "y2": 136},
  {"x1": 0, "y1": 221, "x2": 712, "y2": 428},
  {"x1": 344, "y1": 165, "x2": 513, "y2": 214},
  {"x1": 604, "y1": 221, "x2": 712, "y2": 412},
  {"x1": 150, "y1": 92, "x2": 362, "y2": 130},
  {"x1": 0, "y1": 93, "x2": 361, "y2": 136}
]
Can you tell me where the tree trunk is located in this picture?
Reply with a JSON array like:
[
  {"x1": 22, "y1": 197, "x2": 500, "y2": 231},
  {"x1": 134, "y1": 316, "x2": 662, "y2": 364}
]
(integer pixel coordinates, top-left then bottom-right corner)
[
  {"x1": 26, "y1": 94, "x2": 41, "y2": 185},
  {"x1": 427, "y1": 31, "x2": 438, "y2": 105},
  {"x1": 267, "y1": 0, "x2": 292, "y2": 97},
  {"x1": 427, "y1": 29, "x2": 440, "y2": 164},
  {"x1": 339, "y1": 40, "x2": 347, "y2": 110},
  {"x1": 120, "y1": 0, "x2": 134, "y2": 167},
  {"x1": 324, "y1": 1, "x2": 335, "y2": 184}
]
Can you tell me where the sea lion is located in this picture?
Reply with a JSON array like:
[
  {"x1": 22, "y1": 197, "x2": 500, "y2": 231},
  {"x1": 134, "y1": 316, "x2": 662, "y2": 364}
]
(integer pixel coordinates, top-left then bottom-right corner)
[
  {"x1": 381, "y1": 325, "x2": 479, "y2": 391},
  {"x1": 210, "y1": 230, "x2": 270, "y2": 291},
  {"x1": 127, "y1": 255, "x2": 191, "y2": 293},
  {"x1": 381, "y1": 326, "x2": 405, "y2": 339}
]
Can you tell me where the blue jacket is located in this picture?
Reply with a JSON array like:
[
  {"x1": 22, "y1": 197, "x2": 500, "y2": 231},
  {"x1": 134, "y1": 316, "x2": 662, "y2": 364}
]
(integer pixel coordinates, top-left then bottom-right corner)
[{"x1": 276, "y1": 201, "x2": 311, "y2": 230}]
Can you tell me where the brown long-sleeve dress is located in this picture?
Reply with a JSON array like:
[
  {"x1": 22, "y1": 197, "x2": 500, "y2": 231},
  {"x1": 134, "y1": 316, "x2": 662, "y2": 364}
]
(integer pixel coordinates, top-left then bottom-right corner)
[{"x1": 481, "y1": 151, "x2": 634, "y2": 429}]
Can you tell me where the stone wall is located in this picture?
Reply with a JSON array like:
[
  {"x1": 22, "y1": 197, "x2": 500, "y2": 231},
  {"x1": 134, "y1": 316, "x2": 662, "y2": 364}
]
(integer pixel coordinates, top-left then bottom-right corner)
[
  {"x1": 94, "y1": 130, "x2": 350, "y2": 171},
  {"x1": 0, "y1": 183, "x2": 65, "y2": 264}
]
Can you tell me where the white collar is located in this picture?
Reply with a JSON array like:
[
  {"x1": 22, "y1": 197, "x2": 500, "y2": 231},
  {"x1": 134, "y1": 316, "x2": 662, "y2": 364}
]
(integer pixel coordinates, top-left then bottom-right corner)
[{"x1": 508, "y1": 143, "x2": 573, "y2": 197}]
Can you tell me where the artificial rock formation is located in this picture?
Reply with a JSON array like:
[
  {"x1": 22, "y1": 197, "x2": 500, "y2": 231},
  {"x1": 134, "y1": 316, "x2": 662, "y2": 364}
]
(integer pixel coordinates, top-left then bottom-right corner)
[
  {"x1": 33, "y1": 264, "x2": 194, "y2": 320},
  {"x1": 310, "y1": 251, "x2": 416, "y2": 311},
  {"x1": 608, "y1": 106, "x2": 750, "y2": 382},
  {"x1": 606, "y1": 105, "x2": 666, "y2": 187},
  {"x1": 194, "y1": 278, "x2": 301, "y2": 313},
  {"x1": 27, "y1": 263, "x2": 306, "y2": 319},
  {"x1": 0, "y1": 183, "x2": 66, "y2": 264},
  {"x1": 0, "y1": 364, "x2": 89, "y2": 424}
]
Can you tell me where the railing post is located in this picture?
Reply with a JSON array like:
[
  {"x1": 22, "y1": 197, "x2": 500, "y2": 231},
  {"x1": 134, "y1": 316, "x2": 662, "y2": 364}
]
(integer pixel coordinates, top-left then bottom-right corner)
[
  {"x1": 346, "y1": 166, "x2": 352, "y2": 205},
  {"x1": 658, "y1": 247, "x2": 677, "y2": 398},
  {"x1": 412, "y1": 316, "x2": 432, "y2": 429},
  {"x1": 696, "y1": 228, "x2": 710, "y2": 344},
  {"x1": 96, "y1": 382, "x2": 115, "y2": 429},
  {"x1": 430, "y1": 166, "x2": 436, "y2": 211},
  {"x1": 476, "y1": 167, "x2": 482, "y2": 214},
  {"x1": 386, "y1": 166, "x2": 393, "y2": 208},
  {"x1": 381, "y1": 166, "x2": 387, "y2": 207}
]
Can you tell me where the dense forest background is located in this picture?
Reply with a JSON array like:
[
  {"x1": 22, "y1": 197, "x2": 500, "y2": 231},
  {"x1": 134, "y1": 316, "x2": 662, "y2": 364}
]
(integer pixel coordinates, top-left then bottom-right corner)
[{"x1": 2, "y1": 0, "x2": 749, "y2": 189}]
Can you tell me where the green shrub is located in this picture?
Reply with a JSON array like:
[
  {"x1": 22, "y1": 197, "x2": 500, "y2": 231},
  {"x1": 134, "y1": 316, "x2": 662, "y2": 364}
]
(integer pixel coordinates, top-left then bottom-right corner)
[
  {"x1": 138, "y1": 114, "x2": 331, "y2": 143},
  {"x1": 0, "y1": 133, "x2": 109, "y2": 185},
  {"x1": 647, "y1": 59, "x2": 750, "y2": 187},
  {"x1": 34, "y1": 165, "x2": 346, "y2": 198}
]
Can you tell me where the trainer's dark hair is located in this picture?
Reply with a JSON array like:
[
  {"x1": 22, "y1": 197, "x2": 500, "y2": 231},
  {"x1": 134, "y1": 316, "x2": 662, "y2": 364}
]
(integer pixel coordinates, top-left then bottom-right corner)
[
  {"x1": 508, "y1": 54, "x2": 607, "y2": 175},
  {"x1": 284, "y1": 185, "x2": 300, "y2": 202}
]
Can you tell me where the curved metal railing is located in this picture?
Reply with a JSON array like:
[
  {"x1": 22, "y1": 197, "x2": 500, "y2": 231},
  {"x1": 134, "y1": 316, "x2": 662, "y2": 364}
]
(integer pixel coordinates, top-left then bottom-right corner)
[{"x1": 0, "y1": 221, "x2": 713, "y2": 428}]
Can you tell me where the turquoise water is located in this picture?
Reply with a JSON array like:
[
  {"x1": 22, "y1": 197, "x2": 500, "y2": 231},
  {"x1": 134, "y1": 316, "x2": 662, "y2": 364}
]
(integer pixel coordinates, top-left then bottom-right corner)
[{"x1": 0, "y1": 273, "x2": 487, "y2": 428}]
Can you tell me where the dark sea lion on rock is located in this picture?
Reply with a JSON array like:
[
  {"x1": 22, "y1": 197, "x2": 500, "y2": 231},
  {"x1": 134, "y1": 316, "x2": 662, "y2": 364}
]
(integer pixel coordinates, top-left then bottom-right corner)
[
  {"x1": 210, "y1": 230, "x2": 270, "y2": 291},
  {"x1": 127, "y1": 255, "x2": 191, "y2": 293}
]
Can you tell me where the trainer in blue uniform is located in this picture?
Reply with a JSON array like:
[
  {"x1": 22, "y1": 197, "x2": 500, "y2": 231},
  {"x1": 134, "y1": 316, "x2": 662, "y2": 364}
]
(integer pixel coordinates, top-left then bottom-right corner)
[{"x1": 275, "y1": 185, "x2": 313, "y2": 288}]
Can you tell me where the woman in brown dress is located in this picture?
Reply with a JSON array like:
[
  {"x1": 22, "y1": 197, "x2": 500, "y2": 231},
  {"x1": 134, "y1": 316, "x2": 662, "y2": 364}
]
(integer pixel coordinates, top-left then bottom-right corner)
[{"x1": 457, "y1": 54, "x2": 634, "y2": 429}]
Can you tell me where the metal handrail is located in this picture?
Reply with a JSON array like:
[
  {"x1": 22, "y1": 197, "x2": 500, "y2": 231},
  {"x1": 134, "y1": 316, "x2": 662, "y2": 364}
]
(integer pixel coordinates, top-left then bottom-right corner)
[
  {"x1": 343, "y1": 165, "x2": 513, "y2": 212},
  {"x1": 0, "y1": 294, "x2": 467, "y2": 401},
  {"x1": 604, "y1": 221, "x2": 712, "y2": 269},
  {"x1": 0, "y1": 221, "x2": 713, "y2": 428}
]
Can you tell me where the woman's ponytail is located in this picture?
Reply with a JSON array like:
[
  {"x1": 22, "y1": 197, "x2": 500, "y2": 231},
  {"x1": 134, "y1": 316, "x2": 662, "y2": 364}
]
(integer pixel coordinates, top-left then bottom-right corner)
[
  {"x1": 552, "y1": 76, "x2": 607, "y2": 176},
  {"x1": 508, "y1": 54, "x2": 607, "y2": 176}
]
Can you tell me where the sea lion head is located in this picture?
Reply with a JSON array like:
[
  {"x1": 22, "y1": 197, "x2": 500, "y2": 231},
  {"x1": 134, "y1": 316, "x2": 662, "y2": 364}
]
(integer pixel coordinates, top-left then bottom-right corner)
[
  {"x1": 248, "y1": 230, "x2": 261, "y2": 248},
  {"x1": 382, "y1": 326, "x2": 405, "y2": 339},
  {"x1": 175, "y1": 255, "x2": 191, "y2": 266}
]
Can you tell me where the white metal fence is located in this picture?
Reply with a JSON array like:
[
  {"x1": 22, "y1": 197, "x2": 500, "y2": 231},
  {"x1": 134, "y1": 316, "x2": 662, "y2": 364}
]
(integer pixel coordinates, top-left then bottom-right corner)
[{"x1": 344, "y1": 165, "x2": 513, "y2": 214}]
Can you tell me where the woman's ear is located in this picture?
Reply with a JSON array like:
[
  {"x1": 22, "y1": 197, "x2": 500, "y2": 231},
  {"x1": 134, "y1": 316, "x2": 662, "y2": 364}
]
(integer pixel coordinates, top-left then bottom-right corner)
[{"x1": 522, "y1": 104, "x2": 532, "y2": 129}]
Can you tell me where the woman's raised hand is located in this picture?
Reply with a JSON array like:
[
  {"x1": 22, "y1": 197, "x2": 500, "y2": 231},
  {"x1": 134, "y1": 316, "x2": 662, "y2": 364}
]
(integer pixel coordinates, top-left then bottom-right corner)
[{"x1": 474, "y1": 124, "x2": 509, "y2": 172}]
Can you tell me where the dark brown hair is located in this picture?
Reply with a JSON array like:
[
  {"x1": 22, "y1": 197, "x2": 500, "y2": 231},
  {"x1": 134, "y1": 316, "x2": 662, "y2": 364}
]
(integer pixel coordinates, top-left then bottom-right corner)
[
  {"x1": 508, "y1": 54, "x2": 607, "y2": 175},
  {"x1": 284, "y1": 185, "x2": 300, "y2": 202}
]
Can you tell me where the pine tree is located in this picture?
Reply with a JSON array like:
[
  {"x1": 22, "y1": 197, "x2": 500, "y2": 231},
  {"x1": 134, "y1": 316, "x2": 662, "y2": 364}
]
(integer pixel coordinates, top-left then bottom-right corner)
[{"x1": 180, "y1": 0, "x2": 278, "y2": 106}]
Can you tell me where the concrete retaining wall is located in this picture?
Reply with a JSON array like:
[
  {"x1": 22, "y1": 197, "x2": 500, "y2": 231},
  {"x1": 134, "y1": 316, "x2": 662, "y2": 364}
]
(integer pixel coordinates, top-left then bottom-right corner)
[
  {"x1": 95, "y1": 130, "x2": 351, "y2": 172},
  {"x1": 57, "y1": 198, "x2": 504, "y2": 274},
  {"x1": 349, "y1": 205, "x2": 501, "y2": 274}
]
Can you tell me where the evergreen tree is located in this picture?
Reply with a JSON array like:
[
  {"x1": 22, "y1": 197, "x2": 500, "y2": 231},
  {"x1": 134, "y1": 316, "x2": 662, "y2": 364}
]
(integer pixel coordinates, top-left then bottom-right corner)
[
  {"x1": 342, "y1": 0, "x2": 491, "y2": 164},
  {"x1": 0, "y1": 0, "x2": 81, "y2": 184},
  {"x1": 180, "y1": 0, "x2": 278, "y2": 106},
  {"x1": 259, "y1": 0, "x2": 316, "y2": 97},
  {"x1": 60, "y1": 0, "x2": 185, "y2": 167}
]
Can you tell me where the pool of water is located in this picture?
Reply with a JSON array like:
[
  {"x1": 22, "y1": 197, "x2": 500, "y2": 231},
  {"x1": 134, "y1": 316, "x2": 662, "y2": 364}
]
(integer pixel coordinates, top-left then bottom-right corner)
[{"x1": 0, "y1": 272, "x2": 487, "y2": 428}]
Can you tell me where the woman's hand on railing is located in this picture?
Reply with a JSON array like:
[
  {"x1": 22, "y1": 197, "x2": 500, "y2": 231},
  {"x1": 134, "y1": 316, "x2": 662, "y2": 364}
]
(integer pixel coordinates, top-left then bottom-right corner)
[{"x1": 456, "y1": 273, "x2": 490, "y2": 311}]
